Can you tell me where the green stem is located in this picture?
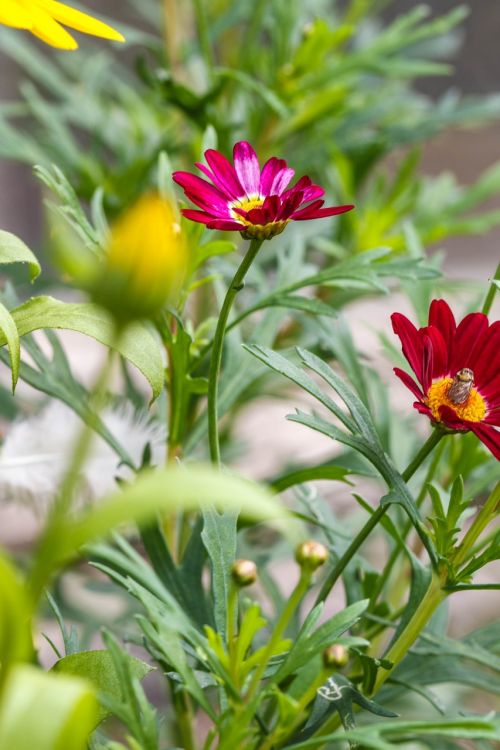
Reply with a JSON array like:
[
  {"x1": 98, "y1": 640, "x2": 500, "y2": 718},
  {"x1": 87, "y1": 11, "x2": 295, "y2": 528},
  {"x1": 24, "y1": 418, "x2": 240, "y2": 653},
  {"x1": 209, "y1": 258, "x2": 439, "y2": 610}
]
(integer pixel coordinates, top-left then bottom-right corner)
[
  {"x1": 481, "y1": 260, "x2": 500, "y2": 316},
  {"x1": 245, "y1": 569, "x2": 311, "y2": 700},
  {"x1": 452, "y1": 480, "x2": 500, "y2": 568},
  {"x1": 314, "y1": 430, "x2": 445, "y2": 606},
  {"x1": 371, "y1": 573, "x2": 446, "y2": 696},
  {"x1": 192, "y1": 0, "x2": 215, "y2": 75},
  {"x1": 208, "y1": 239, "x2": 263, "y2": 465},
  {"x1": 370, "y1": 437, "x2": 447, "y2": 606}
]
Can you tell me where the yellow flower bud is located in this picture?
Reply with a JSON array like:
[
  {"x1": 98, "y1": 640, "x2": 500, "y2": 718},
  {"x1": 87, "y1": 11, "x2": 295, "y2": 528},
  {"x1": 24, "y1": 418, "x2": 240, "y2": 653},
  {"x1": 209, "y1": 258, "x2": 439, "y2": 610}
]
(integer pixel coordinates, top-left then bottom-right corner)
[
  {"x1": 93, "y1": 193, "x2": 187, "y2": 321},
  {"x1": 295, "y1": 540, "x2": 328, "y2": 571},
  {"x1": 231, "y1": 559, "x2": 258, "y2": 587}
]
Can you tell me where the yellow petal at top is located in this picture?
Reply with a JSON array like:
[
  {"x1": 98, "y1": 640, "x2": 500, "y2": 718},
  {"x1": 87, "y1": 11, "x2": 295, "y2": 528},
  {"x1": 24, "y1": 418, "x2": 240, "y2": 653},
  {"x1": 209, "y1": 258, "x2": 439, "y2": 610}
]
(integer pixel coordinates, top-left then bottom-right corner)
[
  {"x1": 0, "y1": 1, "x2": 124, "y2": 48},
  {"x1": 36, "y1": 0, "x2": 125, "y2": 42},
  {"x1": 0, "y1": 0, "x2": 33, "y2": 29}
]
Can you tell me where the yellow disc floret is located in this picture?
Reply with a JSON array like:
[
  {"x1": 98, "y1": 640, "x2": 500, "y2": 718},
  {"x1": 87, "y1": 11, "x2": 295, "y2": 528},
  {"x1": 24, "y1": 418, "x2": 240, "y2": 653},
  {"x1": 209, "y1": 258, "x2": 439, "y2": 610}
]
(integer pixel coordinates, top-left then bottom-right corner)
[{"x1": 426, "y1": 377, "x2": 487, "y2": 423}]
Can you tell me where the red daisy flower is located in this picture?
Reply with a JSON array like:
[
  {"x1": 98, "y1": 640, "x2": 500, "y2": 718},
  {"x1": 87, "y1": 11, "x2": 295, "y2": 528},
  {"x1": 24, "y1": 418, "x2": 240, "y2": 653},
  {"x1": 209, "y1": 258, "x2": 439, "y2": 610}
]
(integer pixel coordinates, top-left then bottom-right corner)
[
  {"x1": 172, "y1": 140, "x2": 354, "y2": 240},
  {"x1": 392, "y1": 299, "x2": 500, "y2": 460}
]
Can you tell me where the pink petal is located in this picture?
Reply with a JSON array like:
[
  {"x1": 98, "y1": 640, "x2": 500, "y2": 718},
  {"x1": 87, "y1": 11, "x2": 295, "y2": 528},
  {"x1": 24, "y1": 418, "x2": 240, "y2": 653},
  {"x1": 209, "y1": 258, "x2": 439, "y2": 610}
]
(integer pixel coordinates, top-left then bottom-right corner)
[
  {"x1": 181, "y1": 208, "x2": 214, "y2": 224},
  {"x1": 394, "y1": 367, "x2": 424, "y2": 400},
  {"x1": 233, "y1": 141, "x2": 261, "y2": 196},
  {"x1": 259, "y1": 157, "x2": 295, "y2": 196},
  {"x1": 207, "y1": 219, "x2": 245, "y2": 231},
  {"x1": 292, "y1": 203, "x2": 354, "y2": 220},
  {"x1": 204, "y1": 149, "x2": 245, "y2": 200},
  {"x1": 173, "y1": 171, "x2": 231, "y2": 215}
]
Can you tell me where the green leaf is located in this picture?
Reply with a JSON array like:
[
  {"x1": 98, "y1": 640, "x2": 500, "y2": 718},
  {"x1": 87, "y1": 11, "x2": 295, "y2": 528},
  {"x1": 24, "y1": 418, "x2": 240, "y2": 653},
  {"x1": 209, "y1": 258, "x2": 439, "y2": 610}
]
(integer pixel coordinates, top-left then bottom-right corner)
[
  {"x1": 0, "y1": 230, "x2": 41, "y2": 281},
  {"x1": 0, "y1": 296, "x2": 164, "y2": 400},
  {"x1": 51, "y1": 651, "x2": 152, "y2": 723},
  {"x1": 59, "y1": 465, "x2": 290, "y2": 564},
  {"x1": 0, "y1": 301, "x2": 20, "y2": 392},
  {"x1": 274, "y1": 600, "x2": 369, "y2": 683},
  {"x1": 0, "y1": 555, "x2": 33, "y2": 683},
  {"x1": 0, "y1": 665, "x2": 97, "y2": 750},
  {"x1": 201, "y1": 508, "x2": 237, "y2": 639}
]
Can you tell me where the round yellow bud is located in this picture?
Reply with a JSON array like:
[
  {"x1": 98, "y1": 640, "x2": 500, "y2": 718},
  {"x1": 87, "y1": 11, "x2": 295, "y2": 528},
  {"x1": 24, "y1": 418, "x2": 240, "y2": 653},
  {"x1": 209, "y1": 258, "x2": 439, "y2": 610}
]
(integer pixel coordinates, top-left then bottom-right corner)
[
  {"x1": 295, "y1": 540, "x2": 328, "y2": 571},
  {"x1": 323, "y1": 644, "x2": 349, "y2": 669},
  {"x1": 231, "y1": 559, "x2": 258, "y2": 587},
  {"x1": 93, "y1": 193, "x2": 187, "y2": 320}
]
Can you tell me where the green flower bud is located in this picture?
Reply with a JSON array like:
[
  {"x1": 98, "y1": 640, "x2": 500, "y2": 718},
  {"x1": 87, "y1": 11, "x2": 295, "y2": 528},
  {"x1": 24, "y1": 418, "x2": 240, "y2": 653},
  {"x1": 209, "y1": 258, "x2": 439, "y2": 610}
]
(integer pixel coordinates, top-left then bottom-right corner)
[
  {"x1": 231, "y1": 559, "x2": 257, "y2": 587},
  {"x1": 295, "y1": 541, "x2": 328, "y2": 571},
  {"x1": 323, "y1": 644, "x2": 349, "y2": 669}
]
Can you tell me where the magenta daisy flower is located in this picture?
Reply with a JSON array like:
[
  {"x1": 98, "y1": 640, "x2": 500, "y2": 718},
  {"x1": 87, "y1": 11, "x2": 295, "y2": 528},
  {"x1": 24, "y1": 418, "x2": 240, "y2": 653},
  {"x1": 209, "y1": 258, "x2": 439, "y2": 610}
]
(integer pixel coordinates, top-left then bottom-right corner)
[{"x1": 172, "y1": 141, "x2": 354, "y2": 240}]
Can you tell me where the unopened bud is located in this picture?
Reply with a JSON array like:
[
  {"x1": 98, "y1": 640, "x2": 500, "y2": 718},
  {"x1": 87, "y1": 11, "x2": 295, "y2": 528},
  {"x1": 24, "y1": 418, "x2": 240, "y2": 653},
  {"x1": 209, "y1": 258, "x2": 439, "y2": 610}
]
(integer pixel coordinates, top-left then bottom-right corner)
[
  {"x1": 93, "y1": 192, "x2": 187, "y2": 321},
  {"x1": 231, "y1": 559, "x2": 257, "y2": 587},
  {"x1": 323, "y1": 644, "x2": 349, "y2": 669},
  {"x1": 295, "y1": 541, "x2": 328, "y2": 571}
]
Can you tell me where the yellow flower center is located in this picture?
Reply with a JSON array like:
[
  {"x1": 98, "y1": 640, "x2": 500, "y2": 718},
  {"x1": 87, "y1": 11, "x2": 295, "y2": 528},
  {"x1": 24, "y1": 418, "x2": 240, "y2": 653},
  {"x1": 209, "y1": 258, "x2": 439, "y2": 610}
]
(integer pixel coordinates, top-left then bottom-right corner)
[
  {"x1": 426, "y1": 377, "x2": 487, "y2": 423},
  {"x1": 230, "y1": 195, "x2": 289, "y2": 240}
]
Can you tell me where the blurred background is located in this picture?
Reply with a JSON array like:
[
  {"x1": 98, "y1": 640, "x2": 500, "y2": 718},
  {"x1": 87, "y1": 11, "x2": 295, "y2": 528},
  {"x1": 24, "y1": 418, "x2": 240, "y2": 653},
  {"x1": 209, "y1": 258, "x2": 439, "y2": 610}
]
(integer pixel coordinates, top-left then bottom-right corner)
[{"x1": 0, "y1": 0, "x2": 499, "y2": 643}]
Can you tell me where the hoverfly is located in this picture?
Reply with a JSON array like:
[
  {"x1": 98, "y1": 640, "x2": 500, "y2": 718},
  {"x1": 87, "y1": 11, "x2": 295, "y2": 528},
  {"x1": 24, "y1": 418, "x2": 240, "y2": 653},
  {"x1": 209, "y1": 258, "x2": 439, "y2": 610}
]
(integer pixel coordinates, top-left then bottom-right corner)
[{"x1": 448, "y1": 368, "x2": 474, "y2": 405}]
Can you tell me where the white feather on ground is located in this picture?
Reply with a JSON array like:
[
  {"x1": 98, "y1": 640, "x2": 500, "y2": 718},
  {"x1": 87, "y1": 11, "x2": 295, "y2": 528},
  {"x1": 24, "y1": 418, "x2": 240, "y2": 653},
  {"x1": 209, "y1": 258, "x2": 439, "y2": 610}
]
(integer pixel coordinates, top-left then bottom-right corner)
[{"x1": 0, "y1": 400, "x2": 165, "y2": 510}]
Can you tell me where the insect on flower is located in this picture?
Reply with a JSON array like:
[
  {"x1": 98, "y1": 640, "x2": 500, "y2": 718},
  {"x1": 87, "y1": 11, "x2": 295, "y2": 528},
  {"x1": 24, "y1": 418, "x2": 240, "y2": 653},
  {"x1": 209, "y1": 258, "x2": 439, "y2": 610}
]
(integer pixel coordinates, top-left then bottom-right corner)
[
  {"x1": 173, "y1": 141, "x2": 354, "y2": 241},
  {"x1": 392, "y1": 299, "x2": 500, "y2": 460},
  {"x1": 0, "y1": 0, "x2": 124, "y2": 49}
]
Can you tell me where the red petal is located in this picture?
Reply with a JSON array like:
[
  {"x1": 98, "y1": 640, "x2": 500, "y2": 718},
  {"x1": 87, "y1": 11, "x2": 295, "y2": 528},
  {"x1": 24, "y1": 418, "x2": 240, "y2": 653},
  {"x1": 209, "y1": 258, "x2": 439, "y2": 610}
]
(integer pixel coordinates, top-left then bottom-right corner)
[
  {"x1": 469, "y1": 423, "x2": 500, "y2": 460},
  {"x1": 474, "y1": 321, "x2": 500, "y2": 386},
  {"x1": 414, "y1": 402, "x2": 433, "y2": 419},
  {"x1": 394, "y1": 367, "x2": 424, "y2": 400},
  {"x1": 391, "y1": 313, "x2": 424, "y2": 385},
  {"x1": 450, "y1": 312, "x2": 488, "y2": 373},
  {"x1": 206, "y1": 219, "x2": 245, "y2": 231},
  {"x1": 428, "y1": 299, "x2": 456, "y2": 372},
  {"x1": 421, "y1": 325, "x2": 448, "y2": 381},
  {"x1": 439, "y1": 405, "x2": 468, "y2": 431},
  {"x1": 292, "y1": 204, "x2": 354, "y2": 220}
]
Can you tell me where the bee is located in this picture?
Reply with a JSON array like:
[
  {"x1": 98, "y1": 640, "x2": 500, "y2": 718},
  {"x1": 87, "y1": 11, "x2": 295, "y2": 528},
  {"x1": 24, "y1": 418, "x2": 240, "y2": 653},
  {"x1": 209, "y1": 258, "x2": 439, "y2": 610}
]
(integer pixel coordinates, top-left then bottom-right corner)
[{"x1": 448, "y1": 368, "x2": 474, "y2": 405}]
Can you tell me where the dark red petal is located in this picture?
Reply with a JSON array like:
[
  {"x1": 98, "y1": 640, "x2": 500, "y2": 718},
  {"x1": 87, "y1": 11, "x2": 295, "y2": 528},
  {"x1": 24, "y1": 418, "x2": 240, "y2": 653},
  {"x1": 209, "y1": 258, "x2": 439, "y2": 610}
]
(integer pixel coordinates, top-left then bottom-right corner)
[
  {"x1": 469, "y1": 423, "x2": 500, "y2": 460},
  {"x1": 282, "y1": 175, "x2": 312, "y2": 198},
  {"x1": 438, "y1": 405, "x2": 468, "y2": 431},
  {"x1": 204, "y1": 149, "x2": 245, "y2": 200},
  {"x1": 450, "y1": 312, "x2": 488, "y2": 373},
  {"x1": 278, "y1": 191, "x2": 304, "y2": 220},
  {"x1": 292, "y1": 204, "x2": 355, "y2": 220},
  {"x1": 474, "y1": 321, "x2": 500, "y2": 386},
  {"x1": 414, "y1": 402, "x2": 433, "y2": 419},
  {"x1": 233, "y1": 141, "x2": 260, "y2": 196},
  {"x1": 173, "y1": 171, "x2": 231, "y2": 215},
  {"x1": 420, "y1": 326, "x2": 448, "y2": 381},
  {"x1": 421, "y1": 334, "x2": 434, "y2": 394},
  {"x1": 394, "y1": 367, "x2": 424, "y2": 400},
  {"x1": 260, "y1": 157, "x2": 294, "y2": 196},
  {"x1": 290, "y1": 199, "x2": 324, "y2": 219},
  {"x1": 244, "y1": 207, "x2": 270, "y2": 225},
  {"x1": 428, "y1": 299, "x2": 456, "y2": 372},
  {"x1": 482, "y1": 372, "x2": 500, "y2": 401},
  {"x1": 206, "y1": 219, "x2": 246, "y2": 231},
  {"x1": 391, "y1": 313, "x2": 424, "y2": 385},
  {"x1": 181, "y1": 208, "x2": 214, "y2": 225}
]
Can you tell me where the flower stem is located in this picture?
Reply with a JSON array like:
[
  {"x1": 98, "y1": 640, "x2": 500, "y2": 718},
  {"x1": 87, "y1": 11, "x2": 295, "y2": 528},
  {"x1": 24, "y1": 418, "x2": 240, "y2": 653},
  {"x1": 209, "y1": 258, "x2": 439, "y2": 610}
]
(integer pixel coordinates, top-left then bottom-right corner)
[
  {"x1": 481, "y1": 260, "x2": 500, "y2": 316},
  {"x1": 245, "y1": 569, "x2": 311, "y2": 701},
  {"x1": 208, "y1": 239, "x2": 263, "y2": 465},
  {"x1": 371, "y1": 572, "x2": 446, "y2": 695},
  {"x1": 452, "y1": 480, "x2": 500, "y2": 568},
  {"x1": 314, "y1": 430, "x2": 445, "y2": 606}
]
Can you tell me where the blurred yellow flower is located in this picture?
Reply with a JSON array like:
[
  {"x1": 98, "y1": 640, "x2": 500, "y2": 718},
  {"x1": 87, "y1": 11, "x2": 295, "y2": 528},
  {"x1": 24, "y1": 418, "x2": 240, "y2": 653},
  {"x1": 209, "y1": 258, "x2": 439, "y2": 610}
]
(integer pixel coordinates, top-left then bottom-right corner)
[
  {"x1": 0, "y1": 0, "x2": 124, "y2": 50},
  {"x1": 94, "y1": 193, "x2": 187, "y2": 321}
]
